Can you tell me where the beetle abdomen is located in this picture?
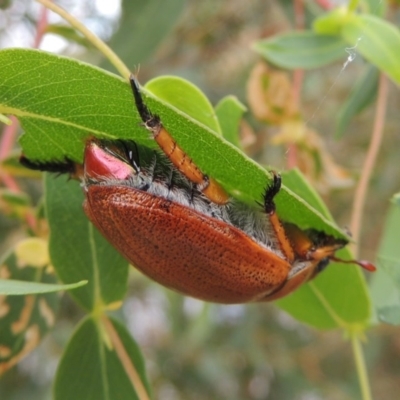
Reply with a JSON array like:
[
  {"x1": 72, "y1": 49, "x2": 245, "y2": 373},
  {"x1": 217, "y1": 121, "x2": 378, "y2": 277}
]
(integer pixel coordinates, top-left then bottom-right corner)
[{"x1": 84, "y1": 185, "x2": 290, "y2": 303}]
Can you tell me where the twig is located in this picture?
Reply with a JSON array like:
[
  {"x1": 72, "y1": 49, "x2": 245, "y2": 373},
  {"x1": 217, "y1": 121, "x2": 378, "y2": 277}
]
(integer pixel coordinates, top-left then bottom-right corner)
[
  {"x1": 351, "y1": 332, "x2": 372, "y2": 400},
  {"x1": 101, "y1": 316, "x2": 151, "y2": 400},
  {"x1": 36, "y1": 0, "x2": 131, "y2": 80},
  {"x1": 350, "y1": 73, "x2": 388, "y2": 256}
]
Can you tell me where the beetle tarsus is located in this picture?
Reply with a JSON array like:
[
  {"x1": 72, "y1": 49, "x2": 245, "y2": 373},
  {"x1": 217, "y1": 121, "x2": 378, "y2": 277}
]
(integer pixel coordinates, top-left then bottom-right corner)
[
  {"x1": 129, "y1": 74, "x2": 161, "y2": 129},
  {"x1": 20, "y1": 155, "x2": 77, "y2": 175},
  {"x1": 263, "y1": 172, "x2": 281, "y2": 214}
]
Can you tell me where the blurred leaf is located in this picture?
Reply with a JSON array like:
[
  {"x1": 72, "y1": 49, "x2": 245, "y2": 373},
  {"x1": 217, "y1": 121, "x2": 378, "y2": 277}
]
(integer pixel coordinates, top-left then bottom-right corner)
[
  {"x1": 341, "y1": 14, "x2": 400, "y2": 85},
  {"x1": 54, "y1": 316, "x2": 150, "y2": 400},
  {"x1": 0, "y1": 279, "x2": 87, "y2": 295},
  {"x1": 371, "y1": 194, "x2": 400, "y2": 325},
  {"x1": 376, "y1": 306, "x2": 400, "y2": 325},
  {"x1": 0, "y1": 247, "x2": 58, "y2": 375},
  {"x1": 247, "y1": 62, "x2": 298, "y2": 125},
  {"x1": 102, "y1": 0, "x2": 185, "y2": 70},
  {"x1": 46, "y1": 24, "x2": 95, "y2": 48},
  {"x1": 0, "y1": 188, "x2": 30, "y2": 219},
  {"x1": 336, "y1": 65, "x2": 379, "y2": 138},
  {"x1": 0, "y1": 48, "x2": 348, "y2": 240},
  {"x1": 45, "y1": 174, "x2": 129, "y2": 311},
  {"x1": 313, "y1": 8, "x2": 352, "y2": 35},
  {"x1": 215, "y1": 95, "x2": 246, "y2": 148},
  {"x1": 146, "y1": 75, "x2": 221, "y2": 133},
  {"x1": 361, "y1": 0, "x2": 386, "y2": 16},
  {"x1": 253, "y1": 31, "x2": 347, "y2": 69},
  {"x1": 315, "y1": 11, "x2": 400, "y2": 84}
]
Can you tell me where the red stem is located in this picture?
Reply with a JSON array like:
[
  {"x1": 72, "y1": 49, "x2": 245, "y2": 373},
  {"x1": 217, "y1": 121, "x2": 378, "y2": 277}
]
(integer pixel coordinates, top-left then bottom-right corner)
[{"x1": 350, "y1": 73, "x2": 388, "y2": 256}]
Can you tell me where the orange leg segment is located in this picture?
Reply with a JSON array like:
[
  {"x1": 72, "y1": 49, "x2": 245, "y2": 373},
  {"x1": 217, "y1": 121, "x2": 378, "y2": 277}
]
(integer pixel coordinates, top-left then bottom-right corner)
[
  {"x1": 130, "y1": 75, "x2": 229, "y2": 205},
  {"x1": 263, "y1": 173, "x2": 295, "y2": 263}
]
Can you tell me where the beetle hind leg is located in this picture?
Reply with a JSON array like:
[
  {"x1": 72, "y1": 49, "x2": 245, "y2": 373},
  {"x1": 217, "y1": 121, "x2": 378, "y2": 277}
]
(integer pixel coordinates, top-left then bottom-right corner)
[{"x1": 129, "y1": 74, "x2": 229, "y2": 205}]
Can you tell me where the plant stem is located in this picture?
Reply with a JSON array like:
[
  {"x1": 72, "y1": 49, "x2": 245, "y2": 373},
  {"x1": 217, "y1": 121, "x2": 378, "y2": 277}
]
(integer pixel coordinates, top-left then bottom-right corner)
[
  {"x1": 350, "y1": 73, "x2": 388, "y2": 256},
  {"x1": 101, "y1": 316, "x2": 151, "y2": 400},
  {"x1": 36, "y1": 0, "x2": 131, "y2": 79},
  {"x1": 351, "y1": 332, "x2": 372, "y2": 400}
]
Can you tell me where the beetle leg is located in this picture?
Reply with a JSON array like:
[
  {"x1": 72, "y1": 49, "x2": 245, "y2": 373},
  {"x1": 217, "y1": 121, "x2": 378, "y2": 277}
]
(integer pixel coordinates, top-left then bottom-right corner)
[
  {"x1": 19, "y1": 155, "x2": 83, "y2": 179},
  {"x1": 263, "y1": 173, "x2": 296, "y2": 263},
  {"x1": 283, "y1": 222, "x2": 343, "y2": 262},
  {"x1": 129, "y1": 75, "x2": 229, "y2": 205}
]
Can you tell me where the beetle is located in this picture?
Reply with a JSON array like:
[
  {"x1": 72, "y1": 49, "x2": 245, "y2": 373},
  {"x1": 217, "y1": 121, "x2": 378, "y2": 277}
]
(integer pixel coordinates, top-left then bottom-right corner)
[{"x1": 20, "y1": 76, "x2": 375, "y2": 303}]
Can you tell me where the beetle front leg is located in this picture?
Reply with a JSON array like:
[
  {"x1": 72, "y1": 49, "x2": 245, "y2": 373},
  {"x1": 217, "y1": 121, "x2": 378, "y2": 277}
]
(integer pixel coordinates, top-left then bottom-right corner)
[
  {"x1": 263, "y1": 173, "x2": 295, "y2": 263},
  {"x1": 129, "y1": 75, "x2": 229, "y2": 205}
]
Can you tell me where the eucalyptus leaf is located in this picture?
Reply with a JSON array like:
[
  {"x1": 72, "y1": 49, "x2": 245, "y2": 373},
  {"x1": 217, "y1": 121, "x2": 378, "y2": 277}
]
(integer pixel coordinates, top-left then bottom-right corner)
[
  {"x1": 145, "y1": 75, "x2": 221, "y2": 134},
  {"x1": 215, "y1": 95, "x2": 246, "y2": 148},
  {"x1": 253, "y1": 31, "x2": 347, "y2": 70},
  {"x1": 54, "y1": 316, "x2": 150, "y2": 400},
  {"x1": 0, "y1": 249, "x2": 59, "y2": 374},
  {"x1": 277, "y1": 170, "x2": 372, "y2": 330},
  {"x1": 0, "y1": 48, "x2": 348, "y2": 240},
  {"x1": 341, "y1": 14, "x2": 400, "y2": 85},
  {"x1": 0, "y1": 279, "x2": 87, "y2": 295},
  {"x1": 371, "y1": 196, "x2": 400, "y2": 325}
]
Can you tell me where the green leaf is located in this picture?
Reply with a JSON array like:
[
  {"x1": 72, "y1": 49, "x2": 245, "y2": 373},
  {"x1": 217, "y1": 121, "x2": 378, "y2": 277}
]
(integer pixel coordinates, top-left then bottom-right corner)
[
  {"x1": 252, "y1": 31, "x2": 347, "y2": 69},
  {"x1": 277, "y1": 170, "x2": 372, "y2": 330},
  {"x1": 313, "y1": 7, "x2": 349, "y2": 36},
  {"x1": 215, "y1": 95, "x2": 246, "y2": 148},
  {"x1": 45, "y1": 174, "x2": 129, "y2": 311},
  {"x1": 101, "y1": 0, "x2": 185, "y2": 69},
  {"x1": 54, "y1": 316, "x2": 150, "y2": 400},
  {"x1": 335, "y1": 65, "x2": 379, "y2": 138},
  {"x1": 341, "y1": 14, "x2": 400, "y2": 84},
  {"x1": 361, "y1": 0, "x2": 386, "y2": 16},
  {"x1": 145, "y1": 75, "x2": 222, "y2": 133},
  {"x1": 0, "y1": 48, "x2": 348, "y2": 240},
  {"x1": 370, "y1": 195, "x2": 400, "y2": 325},
  {"x1": 0, "y1": 247, "x2": 59, "y2": 374},
  {"x1": 0, "y1": 279, "x2": 87, "y2": 295},
  {"x1": 280, "y1": 169, "x2": 332, "y2": 220}
]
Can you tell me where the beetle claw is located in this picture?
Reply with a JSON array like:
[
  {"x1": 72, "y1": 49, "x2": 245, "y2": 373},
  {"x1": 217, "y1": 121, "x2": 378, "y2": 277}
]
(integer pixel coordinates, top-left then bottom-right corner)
[
  {"x1": 263, "y1": 171, "x2": 281, "y2": 214},
  {"x1": 129, "y1": 74, "x2": 161, "y2": 129}
]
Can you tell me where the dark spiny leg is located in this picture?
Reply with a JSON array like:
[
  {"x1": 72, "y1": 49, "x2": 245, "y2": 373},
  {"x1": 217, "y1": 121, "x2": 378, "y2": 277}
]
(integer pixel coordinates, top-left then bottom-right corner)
[
  {"x1": 263, "y1": 172, "x2": 295, "y2": 262},
  {"x1": 129, "y1": 74, "x2": 229, "y2": 205},
  {"x1": 130, "y1": 75, "x2": 161, "y2": 129},
  {"x1": 19, "y1": 155, "x2": 78, "y2": 176}
]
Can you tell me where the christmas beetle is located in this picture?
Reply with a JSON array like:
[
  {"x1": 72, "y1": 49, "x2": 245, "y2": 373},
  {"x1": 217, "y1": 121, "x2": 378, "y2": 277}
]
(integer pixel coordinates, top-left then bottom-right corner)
[{"x1": 20, "y1": 76, "x2": 375, "y2": 303}]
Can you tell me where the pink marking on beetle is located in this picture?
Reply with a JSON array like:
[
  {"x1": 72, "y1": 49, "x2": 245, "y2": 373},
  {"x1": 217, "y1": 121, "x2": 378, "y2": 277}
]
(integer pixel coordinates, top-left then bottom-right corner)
[{"x1": 84, "y1": 140, "x2": 134, "y2": 181}]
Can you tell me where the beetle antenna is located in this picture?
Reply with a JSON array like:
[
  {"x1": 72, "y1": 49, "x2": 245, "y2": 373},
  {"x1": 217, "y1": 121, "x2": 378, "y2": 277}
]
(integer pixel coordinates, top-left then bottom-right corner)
[
  {"x1": 129, "y1": 74, "x2": 160, "y2": 129},
  {"x1": 329, "y1": 256, "x2": 376, "y2": 272}
]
